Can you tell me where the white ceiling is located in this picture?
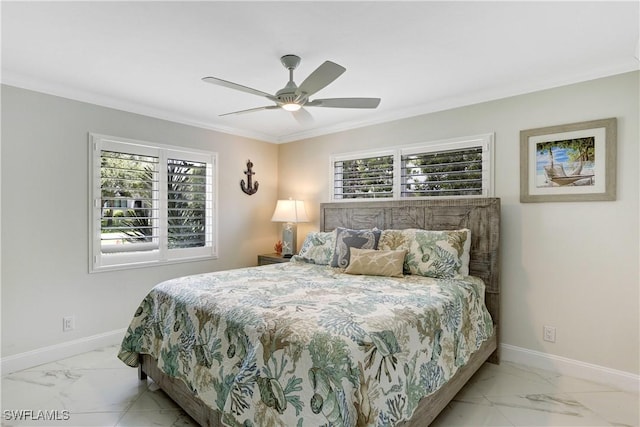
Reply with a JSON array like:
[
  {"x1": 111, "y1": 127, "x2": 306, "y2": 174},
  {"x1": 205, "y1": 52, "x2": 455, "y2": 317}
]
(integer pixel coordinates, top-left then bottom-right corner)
[{"x1": 2, "y1": 1, "x2": 639, "y2": 143}]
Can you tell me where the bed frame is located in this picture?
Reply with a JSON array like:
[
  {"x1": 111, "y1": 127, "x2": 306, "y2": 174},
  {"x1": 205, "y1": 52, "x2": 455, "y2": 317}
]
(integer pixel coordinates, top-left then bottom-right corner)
[{"x1": 138, "y1": 198, "x2": 501, "y2": 426}]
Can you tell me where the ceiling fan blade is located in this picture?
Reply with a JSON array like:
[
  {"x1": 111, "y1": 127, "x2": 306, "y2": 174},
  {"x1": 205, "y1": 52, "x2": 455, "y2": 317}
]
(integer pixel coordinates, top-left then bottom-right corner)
[
  {"x1": 292, "y1": 108, "x2": 314, "y2": 125},
  {"x1": 202, "y1": 76, "x2": 278, "y2": 102},
  {"x1": 305, "y1": 98, "x2": 381, "y2": 109},
  {"x1": 297, "y1": 61, "x2": 346, "y2": 97},
  {"x1": 220, "y1": 105, "x2": 280, "y2": 117}
]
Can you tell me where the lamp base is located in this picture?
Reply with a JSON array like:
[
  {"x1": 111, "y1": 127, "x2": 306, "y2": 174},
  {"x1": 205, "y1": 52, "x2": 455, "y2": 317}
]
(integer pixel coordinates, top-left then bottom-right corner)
[{"x1": 281, "y1": 222, "x2": 297, "y2": 256}]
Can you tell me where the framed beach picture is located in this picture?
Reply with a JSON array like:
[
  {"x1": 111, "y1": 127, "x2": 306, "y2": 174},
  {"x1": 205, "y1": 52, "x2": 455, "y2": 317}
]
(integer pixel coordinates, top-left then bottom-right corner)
[{"x1": 520, "y1": 118, "x2": 617, "y2": 203}]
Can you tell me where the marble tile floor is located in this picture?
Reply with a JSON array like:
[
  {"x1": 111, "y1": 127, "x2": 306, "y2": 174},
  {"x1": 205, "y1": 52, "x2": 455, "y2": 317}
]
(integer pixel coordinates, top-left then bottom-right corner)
[{"x1": 1, "y1": 345, "x2": 638, "y2": 426}]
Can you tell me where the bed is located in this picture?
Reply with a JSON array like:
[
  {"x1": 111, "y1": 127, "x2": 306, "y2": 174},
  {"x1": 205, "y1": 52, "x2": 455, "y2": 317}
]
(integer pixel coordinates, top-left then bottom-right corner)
[{"x1": 118, "y1": 198, "x2": 500, "y2": 426}]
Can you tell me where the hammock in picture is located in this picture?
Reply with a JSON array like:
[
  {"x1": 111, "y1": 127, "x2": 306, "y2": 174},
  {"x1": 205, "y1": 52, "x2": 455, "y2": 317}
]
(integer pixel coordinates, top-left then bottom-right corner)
[{"x1": 544, "y1": 161, "x2": 594, "y2": 186}]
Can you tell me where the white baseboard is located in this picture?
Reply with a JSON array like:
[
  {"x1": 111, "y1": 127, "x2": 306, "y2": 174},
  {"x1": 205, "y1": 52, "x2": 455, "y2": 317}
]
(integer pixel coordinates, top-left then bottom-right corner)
[
  {"x1": 1, "y1": 329, "x2": 126, "y2": 375},
  {"x1": 501, "y1": 343, "x2": 639, "y2": 393}
]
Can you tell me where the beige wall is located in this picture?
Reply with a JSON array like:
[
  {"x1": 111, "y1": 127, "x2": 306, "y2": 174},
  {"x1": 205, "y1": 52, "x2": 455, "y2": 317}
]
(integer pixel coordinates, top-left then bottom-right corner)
[
  {"x1": 278, "y1": 71, "x2": 639, "y2": 375},
  {"x1": 1, "y1": 85, "x2": 280, "y2": 357}
]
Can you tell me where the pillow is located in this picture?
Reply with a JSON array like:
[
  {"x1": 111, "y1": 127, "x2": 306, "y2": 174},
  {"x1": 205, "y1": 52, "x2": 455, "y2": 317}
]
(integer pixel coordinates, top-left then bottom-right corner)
[
  {"x1": 330, "y1": 227, "x2": 381, "y2": 268},
  {"x1": 378, "y1": 229, "x2": 408, "y2": 251},
  {"x1": 345, "y1": 248, "x2": 406, "y2": 277},
  {"x1": 402, "y1": 228, "x2": 470, "y2": 278},
  {"x1": 378, "y1": 228, "x2": 471, "y2": 278},
  {"x1": 294, "y1": 230, "x2": 336, "y2": 265}
]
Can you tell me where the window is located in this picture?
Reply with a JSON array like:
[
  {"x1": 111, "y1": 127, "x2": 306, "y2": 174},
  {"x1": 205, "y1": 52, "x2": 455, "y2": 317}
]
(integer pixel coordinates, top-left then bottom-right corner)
[
  {"x1": 90, "y1": 134, "x2": 217, "y2": 272},
  {"x1": 331, "y1": 134, "x2": 494, "y2": 200},
  {"x1": 333, "y1": 152, "x2": 394, "y2": 199}
]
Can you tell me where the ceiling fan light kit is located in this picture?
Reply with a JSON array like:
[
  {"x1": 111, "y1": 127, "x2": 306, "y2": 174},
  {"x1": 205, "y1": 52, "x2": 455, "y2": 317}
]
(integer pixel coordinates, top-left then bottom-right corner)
[
  {"x1": 282, "y1": 103, "x2": 302, "y2": 112},
  {"x1": 202, "y1": 54, "x2": 380, "y2": 123}
]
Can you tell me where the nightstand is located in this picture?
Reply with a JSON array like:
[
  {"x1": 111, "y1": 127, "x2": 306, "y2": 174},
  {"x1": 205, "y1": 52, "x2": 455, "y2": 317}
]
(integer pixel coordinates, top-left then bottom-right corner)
[{"x1": 257, "y1": 252, "x2": 291, "y2": 266}]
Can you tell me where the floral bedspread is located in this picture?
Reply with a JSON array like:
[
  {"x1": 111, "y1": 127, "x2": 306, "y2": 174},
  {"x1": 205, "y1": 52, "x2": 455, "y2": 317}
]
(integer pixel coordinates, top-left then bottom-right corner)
[{"x1": 118, "y1": 261, "x2": 493, "y2": 427}]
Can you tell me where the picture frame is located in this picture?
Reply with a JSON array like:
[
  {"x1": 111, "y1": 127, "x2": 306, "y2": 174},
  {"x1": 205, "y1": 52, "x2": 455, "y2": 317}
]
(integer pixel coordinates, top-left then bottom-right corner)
[{"x1": 520, "y1": 118, "x2": 617, "y2": 203}]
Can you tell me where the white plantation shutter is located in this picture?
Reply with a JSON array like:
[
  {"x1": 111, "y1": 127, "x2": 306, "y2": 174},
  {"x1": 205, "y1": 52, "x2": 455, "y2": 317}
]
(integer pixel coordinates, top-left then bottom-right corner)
[
  {"x1": 99, "y1": 149, "x2": 160, "y2": 254},
  {"x1": 167, "y1": 158, "x2": 207, "y2": 248},
  {"x1": 90, "y1": 134, "x2": 217, "y2": 272},
  {"x1": 401, "y1": 146, "x2": 484, "y2": 197},
  {"x1": 166, "y1": 153, "x2": 215, "y2": 261},
  {"x1": 332, "y1": 152, "x2": 394, "y2": 199},
  {"x1": 331, "y1": 134, "x2": 493, "y2": 200}
]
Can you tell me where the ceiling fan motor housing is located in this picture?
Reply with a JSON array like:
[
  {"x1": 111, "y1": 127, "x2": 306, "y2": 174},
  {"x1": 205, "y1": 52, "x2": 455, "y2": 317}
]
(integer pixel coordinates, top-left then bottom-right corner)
[
  {"x1": 276, "y1": 82, "x2": 301, "y2": 103},
  {"x1": 277, "y1": 55, "x2": 306, "y2": 105},
  {"x1": 280, "y1": 54, "x2": 301, "y2": 70}
]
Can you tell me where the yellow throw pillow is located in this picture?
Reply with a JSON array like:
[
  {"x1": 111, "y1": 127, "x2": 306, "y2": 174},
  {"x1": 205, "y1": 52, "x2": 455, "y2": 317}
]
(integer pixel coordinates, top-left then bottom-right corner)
[{"x1": 345, "y1": 248, "x2": 407, "y2": 278}]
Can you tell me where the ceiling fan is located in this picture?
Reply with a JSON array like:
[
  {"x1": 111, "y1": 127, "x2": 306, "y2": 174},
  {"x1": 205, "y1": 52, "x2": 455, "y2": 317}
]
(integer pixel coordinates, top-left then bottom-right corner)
[{"x1": 202, "y1": 54, "x2": 381, "y2": 124}]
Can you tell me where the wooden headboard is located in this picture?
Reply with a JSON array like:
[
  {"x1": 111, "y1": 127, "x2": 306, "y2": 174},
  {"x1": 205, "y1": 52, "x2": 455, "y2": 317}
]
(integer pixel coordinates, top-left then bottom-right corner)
[{"x1": 319, "y1": 198, "x2": 501, "y2": 347}]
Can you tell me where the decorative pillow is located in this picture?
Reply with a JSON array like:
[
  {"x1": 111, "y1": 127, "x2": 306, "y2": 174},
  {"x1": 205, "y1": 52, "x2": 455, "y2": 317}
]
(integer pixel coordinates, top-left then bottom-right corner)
[
  {"x1": 402, "y1": 228, "x2": 470, "y2": 278},
  {"x1": 294, "y1": 230, "x2": 336, "y2": 265},
  {"x1": 459, "y1": 229, "x2": 472, "y2": 276},
  {"x1": 330, "y1": 227, "x2": 381, "y2": 268},
  {"x1": 345, "y1": 248, "x2": 407, "y2": 277},
  {"x1": 378, "y1": 229, "x2": 411, "y2": 274},
  {"x1": 378, "y1": 229, "x2": 408, "y2": 251}
]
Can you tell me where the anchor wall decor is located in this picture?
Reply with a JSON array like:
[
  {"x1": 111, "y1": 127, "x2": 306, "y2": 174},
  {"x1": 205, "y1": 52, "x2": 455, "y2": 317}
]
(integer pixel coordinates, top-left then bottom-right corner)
[{"x1": 240, "y1": 159, "x2": 259, "y2": 195}]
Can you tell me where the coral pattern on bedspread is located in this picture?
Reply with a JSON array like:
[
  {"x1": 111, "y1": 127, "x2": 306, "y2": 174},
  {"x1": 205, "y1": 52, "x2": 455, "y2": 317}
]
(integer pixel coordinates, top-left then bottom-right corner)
[{"x1": 118, "y1": 261, "x2": 493, "y2": 427}]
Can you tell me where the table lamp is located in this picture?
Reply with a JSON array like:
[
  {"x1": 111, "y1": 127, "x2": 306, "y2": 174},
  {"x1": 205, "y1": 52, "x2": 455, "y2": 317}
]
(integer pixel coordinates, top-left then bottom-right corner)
[{"x1": 271, "y1": 199, "x2": 309, "y2": 257}]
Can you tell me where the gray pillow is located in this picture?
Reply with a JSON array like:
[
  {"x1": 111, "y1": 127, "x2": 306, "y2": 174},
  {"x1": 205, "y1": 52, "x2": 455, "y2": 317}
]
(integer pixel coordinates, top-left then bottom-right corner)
[{"x1": 330, "y1": 227, "x2": 381, "y2": 268}]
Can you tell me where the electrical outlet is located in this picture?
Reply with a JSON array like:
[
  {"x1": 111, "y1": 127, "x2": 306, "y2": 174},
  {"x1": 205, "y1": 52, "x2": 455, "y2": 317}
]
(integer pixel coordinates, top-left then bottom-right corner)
[
  {"x1": 543, "y1": 325, "x2": 556, "y2": 343},
  {"x1": 63, "y1": 316, "x2": 75, "y2": 332}
]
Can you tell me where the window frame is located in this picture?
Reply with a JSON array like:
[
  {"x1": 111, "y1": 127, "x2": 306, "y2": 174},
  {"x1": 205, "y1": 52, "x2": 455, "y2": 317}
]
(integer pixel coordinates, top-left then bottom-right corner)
[
  {"x1": 330, "y1": 133, "x2": 494, "y2": 201},
  {"x1": 89, "y1": 133, "x2": 218, "y2": 273}
]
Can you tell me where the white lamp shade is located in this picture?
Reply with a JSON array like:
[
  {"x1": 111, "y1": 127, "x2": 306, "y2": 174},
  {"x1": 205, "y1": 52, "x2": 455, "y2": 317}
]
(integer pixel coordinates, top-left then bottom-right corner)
[{"x1": 271, "y1": 199, "x2": 309, "y2": 223}]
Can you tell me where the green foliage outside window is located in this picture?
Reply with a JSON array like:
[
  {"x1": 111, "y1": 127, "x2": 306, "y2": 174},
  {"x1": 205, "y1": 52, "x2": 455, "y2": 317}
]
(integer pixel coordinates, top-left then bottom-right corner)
[
  {"x1": 167, "y1": 159, "x2": 207, "y2": 249},
  {"x1": 100, "y1": 151, "x2": 155, "y2": 244},
  {"x1": 335, "y1": 155, "x2": 394, "y2": 198},
  {"x1": 402, "y1": 148, "x2": 483, "y2": 197},
  {"x1": 100, "y1": 153, "x2": 207, "y2": 248}
]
